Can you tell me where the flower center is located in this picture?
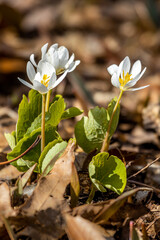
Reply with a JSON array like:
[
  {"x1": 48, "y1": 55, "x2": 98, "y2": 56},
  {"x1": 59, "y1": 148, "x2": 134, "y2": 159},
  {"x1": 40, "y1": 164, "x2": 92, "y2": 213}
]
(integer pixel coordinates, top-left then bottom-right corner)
[
  {"x1": 41, "y1": 74, "x2": 50, "y2": 87},
  {"x1": 119, "y1": 71, "x2": 133, "y2": 88},
  {"x1": 56, "y1": 68, "x2": 65, "y2": 75}
]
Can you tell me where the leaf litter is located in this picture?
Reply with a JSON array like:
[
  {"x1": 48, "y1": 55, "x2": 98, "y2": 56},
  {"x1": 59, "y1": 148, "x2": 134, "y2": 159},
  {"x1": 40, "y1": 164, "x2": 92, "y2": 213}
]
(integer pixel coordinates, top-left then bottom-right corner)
[{"x1": 0, "y1": 0, "x2": 160, "y2": 239}]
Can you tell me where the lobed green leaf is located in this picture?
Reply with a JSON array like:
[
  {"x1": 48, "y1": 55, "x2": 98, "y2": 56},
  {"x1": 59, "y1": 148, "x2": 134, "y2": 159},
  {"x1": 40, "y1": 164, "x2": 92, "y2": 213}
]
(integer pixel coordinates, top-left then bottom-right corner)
[
  {"x1": 75, "y1": 98, "x2": 120, "y2": 153},
  {"x1": 25, "y1": 96, "x2": 66, "y2": 136},
  {"x1": 107, "y1": 97, "x2": 120, "y2": 141},
  {"x1": 7, "y1": 125, "x2": 59, "y2": 172},
  {"x1": 16, "y1": 90, "x2": 42, "y2": 142},
  {"x1": 89, "y1": 152, "x2": 127, "y2": 195},
  {"x1": 61, "y1": 107, "x2": 83, "y2": 120},
  {"x1": 4, "y1": 131, "x2": 16, "y2": 150},
  {"x1": 40, "y1": 141, "x2": 67, "y2": 175},
  {"x1": 75, "y1": 106, "x2": 109, "y2": 153}
]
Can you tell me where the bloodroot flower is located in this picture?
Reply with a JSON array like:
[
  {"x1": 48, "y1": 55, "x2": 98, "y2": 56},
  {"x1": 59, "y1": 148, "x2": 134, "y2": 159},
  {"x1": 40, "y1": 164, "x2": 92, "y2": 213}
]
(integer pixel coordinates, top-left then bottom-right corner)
[
  {"x1": 107, "y1": 56, "x2": 149, "y2": 91},
  {"x1": 18, "y1": 43, "x2": 80, "y2": 94},
  {"x1": 18, "y1": 60, "x2": 68, "y2": 94},
  {"x1": 30, "y1": 43, "x2": 80, "y2": 76}
]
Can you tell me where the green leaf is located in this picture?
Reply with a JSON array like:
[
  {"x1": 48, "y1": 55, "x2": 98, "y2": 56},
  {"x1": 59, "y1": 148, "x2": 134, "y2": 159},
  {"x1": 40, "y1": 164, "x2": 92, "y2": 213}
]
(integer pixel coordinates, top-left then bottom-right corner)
[
  {"x1": 107, "y1": 97, "x2": 120, "y2": 140},
  {"x1": 25, "y1": 95, "x2": 65, "y2": 136},
  {"x1": 4, "y1": 132, "x2": 16, "y2": 150},
  {"x1": 7, "y1": 125, "x2": 59, "y2": 172},
  {"x1": 75, "y1": 106, "x2": 108, "y2": 153},
  {"x1": 61, "y1": 107, "x2": 83, "y2": 120},
  {"x1": 75, "y1": 98, "x2": 120, "y2": 153},
  {"x1": 40, "y1": 141, "x2": 67, "y2": 175},
  {"x1": 38, "y1": 139, "x2": 62, "y2": 171},
  {"x1": 89, "y1": 152, "x2": 127, "y2": 195},
  {"x1": 16, "y1": 90, "x2": 42, "y2": 142}
]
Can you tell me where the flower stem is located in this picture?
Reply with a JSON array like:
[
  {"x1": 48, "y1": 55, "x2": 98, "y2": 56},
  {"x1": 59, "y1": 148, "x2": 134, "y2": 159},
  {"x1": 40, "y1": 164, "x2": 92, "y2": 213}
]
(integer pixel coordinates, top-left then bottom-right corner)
[
  {"x1": 100, "y1": 90, "x2": 124, "y2": 153},
  {"x1": 86, "y1": 184, "x2": 96, "y2": 204},
  {"x1": 45, "y1": 89, "x2": 52, "y2": 112},
  {"x1": 41, "y1": 94, "x2": 46, "y2": 152}
]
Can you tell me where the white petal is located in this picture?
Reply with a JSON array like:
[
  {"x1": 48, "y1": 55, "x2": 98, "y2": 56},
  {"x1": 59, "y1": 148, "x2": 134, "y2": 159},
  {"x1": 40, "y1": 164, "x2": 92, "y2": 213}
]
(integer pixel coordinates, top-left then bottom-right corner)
[
  {"x1": 18, "y1": 77, "x2": 34, "y2": 89},
  {"x1": 26, "y1": 61, "x2": 36, "y2": 82},
  {"x1": 127, "y1": 85, "x2": 149, "y2": 91},
  {"x1": 125, "y1": 67, "x2": 146, "y2": 88},
  {"x1": 58, "y1": 46, "x2": 69, "y2": 67},
  {"x1": 121, "y1": 56, "x2": 131, "y2": 77},
  {"x1": 33, "y1": 80, "x2": 48, "y2": 94},
  {"x1": 30, "y1": 54, "x2": 37, "y2": 67},
  {"x1": 117, "y1": 59, "x2": 124, "y2": 78},
  {"x1": 41, "y1": 43, "x2": 48, "y2": 59},
  {"x1": 68, "y1": 60, "x2": 80, "y2": 72},
  {"x1": 48, "y1": 72, "x2": 57, "y2": 89},
  {"x1": 65, "y1": 54, "x2": 75, "y2": 69},
  {"x1": 53, "y1": 70, "x2": 68, "y2": 88},
  {"x1": 34, "y1": 72, "x2": 41, "y2": 82},
  {"x1": 38, "y1": 60, "x2": 55, "y2": 76},
  {"x1": 130, "y1": 60, "x2": 141, "y2": 77},
  {"x1": 43, "y1": 49, "x2": 54, "y2": 65},
  {"x1": 111, "y1": 73, "x2": 120, "y2": 88},
  {"x1": 107, "y1": 64, "x2": 118, "y2": 75},
  {"x1": 49, "y1": 43, "x2": 58, "y2": 51},
  {"x1": 58, "y1": 46, "x2": 69, "y2": 60},
  {"x1": 51, "y1": 51, "x2": 59, "y2": 69}
]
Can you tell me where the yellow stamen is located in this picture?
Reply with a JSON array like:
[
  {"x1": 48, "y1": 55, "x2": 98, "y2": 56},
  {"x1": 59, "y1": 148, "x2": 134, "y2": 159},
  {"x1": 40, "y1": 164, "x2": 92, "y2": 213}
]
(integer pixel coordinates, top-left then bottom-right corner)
[
  {"x1": 119, "y1": 70, "x2": 133, "y2": 88},
  {"x1": 41, "y1": 74, "x2": 50, "y2": 87},
  {"x1": 56, "y1": 68, "x2": 65, "y2": 75}
]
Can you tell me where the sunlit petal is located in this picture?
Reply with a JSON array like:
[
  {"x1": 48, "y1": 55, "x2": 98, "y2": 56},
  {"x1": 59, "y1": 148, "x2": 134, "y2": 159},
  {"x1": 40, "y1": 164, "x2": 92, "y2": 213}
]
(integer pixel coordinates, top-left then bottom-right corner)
[
  {"x1": 53, "y1": 70, "x2": 68, "y2": 88},
  {"x1": 127, "y1": 85, "x2": 149, "y2": 91},
  {"x1": 125, "y1": 67, "x2": 146, "y2": 88},
  {"x1": 33, "y1": 80, "x2": 48, "y2": 94},
  {"x1": 26, "y1": 61, "x2": 36, "y2": 82},
  {"x1": 30, "y1": 54, "x2": 37, "y2": 67},
  {"x1": 130, "y1": 60, "x2": 141, "y2": 77},
  {"x1": 48, "y1": 72, "x2": 57, "y2": 89},
  {"x1": 18, "y1": 78, "x2": 34, "y2": 89},
  {"x1": 41, "y1": 43, "x2": 48, "y2": 59},
  {"x1": 68, "y1": 60, "x2": 80, "y2": 72},
  {"x1": 111, "y1": 73, "x2": 120, "y2": 88},
  {"x1": 107, "y1": 64, "x2": 118, "y2": 75},
  {"x1": 121, "y1": 56, "x2": 130, "y2": 77}
]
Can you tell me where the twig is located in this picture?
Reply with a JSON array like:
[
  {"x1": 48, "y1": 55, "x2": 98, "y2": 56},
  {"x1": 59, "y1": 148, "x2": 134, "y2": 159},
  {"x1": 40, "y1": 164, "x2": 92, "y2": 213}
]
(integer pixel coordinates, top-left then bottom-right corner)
[
  {"x1": 146, "y1": 216, "x2": 160, "y2": 231},
  {"x1": 128, "y1": 157, "x2": 160, "y2": 179},
  {"x1": 0, "y1": 135, "x2": 41, "y2": 165},
  {"x1": 1, "y1": 215, "x2": 16, "y2": 240},
  {"x1": 128, "y1": 179, "x2": 160, "y2": 194},
  {"x1": 115, "y1": 147, "x2": 126, "y2": 165}
]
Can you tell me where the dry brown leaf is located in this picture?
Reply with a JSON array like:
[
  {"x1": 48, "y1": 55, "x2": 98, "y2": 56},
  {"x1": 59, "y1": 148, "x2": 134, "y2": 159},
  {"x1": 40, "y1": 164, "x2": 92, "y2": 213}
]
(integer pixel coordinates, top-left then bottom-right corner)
[
  {"x1": 0, "y1": 164, "x2": 22, "y2": 180},
  {"x1": 143, "y1": 103, "x2": 160, "y2": 136},
  {"x1": 0, "y1": 183, "x2": 15, "y2": 227},
  {"x1": 125, "y1": 126, "x2": 160, "y2": 147},
  {"x1": 72, "y1": 188, "x2": 151, "y2": 225},
  {"x1": 7, "y1": 140, "x2": 76, "y2": 239},
  {"x1": 20, "y1": 139, "x2": 76, "y2": 215},
  {"x1": 70, "y1": 162, "x2": 80, "y2": 208},
  {"x1": 64, "y1": 214, "x2": 107, "y2": 240}
]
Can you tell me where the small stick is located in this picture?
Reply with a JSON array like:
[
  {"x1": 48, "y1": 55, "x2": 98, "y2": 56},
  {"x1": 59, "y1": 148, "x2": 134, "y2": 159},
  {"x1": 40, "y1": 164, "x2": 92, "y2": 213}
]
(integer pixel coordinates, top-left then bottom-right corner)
[
  {"x1": 128, "y1": 157, "x2": 160, "y2": 180},
  {"x1": 0, "y1": 135, "x2": 41, "y2": 165},
  {"x1": 128, "y1": 179, "x2": 160, "y2": 194},
  {"x1": 1, "y1": 215, "x2": 16, "y2": 240},
  {"x1": 146, "y1": 216, "x2": 160, "y2": 231}
]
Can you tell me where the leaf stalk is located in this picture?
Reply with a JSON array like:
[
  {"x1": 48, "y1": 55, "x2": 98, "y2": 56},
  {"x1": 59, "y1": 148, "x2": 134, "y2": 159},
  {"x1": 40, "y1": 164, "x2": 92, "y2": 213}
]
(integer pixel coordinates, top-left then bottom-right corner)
[
  {"x1": 45, "y1": 89, "x2": 52, "y2": 112},
  {"x1": 101, "y1": 90, "x2": 123, "y2": 152},
  {"x1": 41, "y1": 94, "x2": 46, "y2": 152}
]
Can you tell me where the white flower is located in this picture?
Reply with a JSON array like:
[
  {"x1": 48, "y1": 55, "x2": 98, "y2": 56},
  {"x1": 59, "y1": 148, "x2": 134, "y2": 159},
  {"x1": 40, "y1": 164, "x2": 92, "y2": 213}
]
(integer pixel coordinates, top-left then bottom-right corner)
[
  {"x1": 107, "y1": 56, "x2": 149, "y2": 91},
  {"x1": 18, "y1": 60, "x2": 68, "y2": 94},
  {"x1": 30, "y1": 43, "x2": 80, "y2": 76}
]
